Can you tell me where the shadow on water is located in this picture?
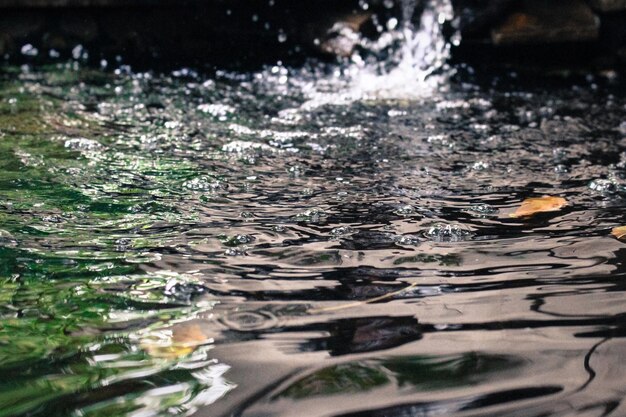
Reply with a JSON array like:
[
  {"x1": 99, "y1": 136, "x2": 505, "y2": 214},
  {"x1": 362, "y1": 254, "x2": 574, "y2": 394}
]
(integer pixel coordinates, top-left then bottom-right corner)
[{"x1": 1, "y1": 0, "x2": 626, "y2": 416}]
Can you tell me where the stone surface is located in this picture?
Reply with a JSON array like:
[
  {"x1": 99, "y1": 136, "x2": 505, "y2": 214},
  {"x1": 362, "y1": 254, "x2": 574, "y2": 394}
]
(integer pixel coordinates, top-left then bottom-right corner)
[
  {"x1": 589, "y1": 0, "x2": 626, "y2": 12},
  {"x1": 453, "y1": 0, "x2": 517, "y2": 38},
  {"x1": 492, "y1": 0, "x2": 599, "y2": 45},
  {"x1": 318, "y1": 13, "x2": 372, "y2": 57}
]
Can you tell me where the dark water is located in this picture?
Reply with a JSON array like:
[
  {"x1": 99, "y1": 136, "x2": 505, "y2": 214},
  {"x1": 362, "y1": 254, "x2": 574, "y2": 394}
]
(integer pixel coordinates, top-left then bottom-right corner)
[{"x1": 2, "y1": 16, "x2": 626, "y2": 417}]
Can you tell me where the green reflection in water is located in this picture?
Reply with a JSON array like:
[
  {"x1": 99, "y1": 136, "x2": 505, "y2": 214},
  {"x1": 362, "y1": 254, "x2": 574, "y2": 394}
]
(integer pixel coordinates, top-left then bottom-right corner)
[{"x1": 0, "y1": 66, "x2": 233, "y2": 417}]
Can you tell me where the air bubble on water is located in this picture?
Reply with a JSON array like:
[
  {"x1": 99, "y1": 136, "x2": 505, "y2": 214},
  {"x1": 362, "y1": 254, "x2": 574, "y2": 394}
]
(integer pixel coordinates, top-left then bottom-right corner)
[
  {"x1": 331, "y1": 226, "x2": 355, "y2": 237},
  {"x1": 466, "y1": 203, "x2": 497, "y2": 217},
  {"x1": 288, "y1": 165, "x2": 303, "y2": 177},
  {"x1": 42, "y1": 215, "x2": 64, "y2": 223},
  {"x1": 388, "y1": 109, "x2": 406, "y2": 117},
  {"x1": 183, "y1": 176, "x2": 227, "y2": 192},
  {"x1": 589, "y1": 178, "x2": 625, "y2": 195},
  {"x1": 394, "y1": 234, "x2": 421, "y2": 246},
  {"x1": 471, "y1": 124, "x2": 489, "y2": 132},
  {"x1": 294, "y1": 209, "x2": 325, "y2": 223},
  {"x1": 427, "y1": 134, "x2": 453, "y2": 148},
  {"x1": 554, "y1": 164, "x2": 569, "y2": 174},
  {"x1": 115, "y1": 238, "x2": 133, "y2": 251},
  {"x1": 220, "y1": 234, "x2": 255, "y2": 247},
  {"x1": 277, "y1": 31, "x2": 287, "y2": 43},
  {"x1": 162, "y1": 280, "x2": 208, "y2": 303},
  {"x1": 619, "y1": 121, "x2": 626, "y2": 135},
  {"x1": 335, "y1": 191, "x2": 349, "y2": 200},
  {"x1": 64, "y1": 138, "x2": 102, "y2": 151},
  {"x1": 394, "y1": 204, "x2": 416, "y2": 216},
  {"x1": 424, "y1": 222, "x2": 473, "y2": 242},
  {"x1": 437, "y1": 100, "x2": 469, "y2": 110},
  {"x1": 164, "y1": 121, "x2": 180, "y2": 129},
  {"x1": 471, "y1": 161, "x2": 489, "y2": 171},
  {"x1": 197, "y1": 103, "x2": 235, "y2": 121},
  {"x1": 222, "y1": 140, "x2": 273, "y2": 154},
  {"x1": 225, "y1": 247, "x2": 247, "y2": 256}
]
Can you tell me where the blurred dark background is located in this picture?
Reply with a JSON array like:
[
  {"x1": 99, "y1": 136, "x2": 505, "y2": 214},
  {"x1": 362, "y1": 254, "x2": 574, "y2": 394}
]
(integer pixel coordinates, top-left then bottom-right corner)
[{"x1": 0, "y1": 0, "x2": 625, "y2": 70}]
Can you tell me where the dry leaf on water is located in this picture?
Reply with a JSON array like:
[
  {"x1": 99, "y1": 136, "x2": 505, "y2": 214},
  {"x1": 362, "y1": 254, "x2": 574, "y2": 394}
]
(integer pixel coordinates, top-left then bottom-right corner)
[
  {"x1": 141, "y1": 323, "x2": 210, "y2": 359},
  {"x1": 510, "y1": 196, "x2": 567, "y2": 218},
  {"x1": 611, "y1": 226, "x2": 626, "y2": 241}
]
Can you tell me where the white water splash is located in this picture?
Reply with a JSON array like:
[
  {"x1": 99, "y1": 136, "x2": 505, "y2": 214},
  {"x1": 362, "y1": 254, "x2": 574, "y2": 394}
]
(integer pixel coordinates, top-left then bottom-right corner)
[
  {"x1": 261, "y1": 0, "x2": 457, "y2": 109},
  {"x1": 351, "y1": 0, "x2": 455, "y2": 98}
]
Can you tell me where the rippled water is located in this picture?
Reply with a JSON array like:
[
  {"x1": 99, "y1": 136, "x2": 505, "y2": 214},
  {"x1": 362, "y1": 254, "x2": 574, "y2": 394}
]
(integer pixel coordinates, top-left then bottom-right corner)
[{"x1": 2, "y1": 5, "x2": 626, "y2": 417}]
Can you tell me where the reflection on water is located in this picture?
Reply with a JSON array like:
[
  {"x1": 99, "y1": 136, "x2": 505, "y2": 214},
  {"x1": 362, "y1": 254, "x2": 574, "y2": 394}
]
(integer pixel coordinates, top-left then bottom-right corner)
[{"x1": 2, "y1": 3, "x2": 626, "y2": 416}]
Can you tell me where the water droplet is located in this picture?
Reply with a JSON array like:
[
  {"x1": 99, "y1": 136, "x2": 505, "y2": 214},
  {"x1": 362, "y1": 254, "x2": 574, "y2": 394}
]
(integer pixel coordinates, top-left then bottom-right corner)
[
  {"x1": 386, "y1": 18, "x2": 399, "y2": 31},
  {"x1": 71, "y1": 44, "x2": 87, "y2": 60},
  {"x1": 20, "y1": 44, "x2": 38, "y2": 57}
]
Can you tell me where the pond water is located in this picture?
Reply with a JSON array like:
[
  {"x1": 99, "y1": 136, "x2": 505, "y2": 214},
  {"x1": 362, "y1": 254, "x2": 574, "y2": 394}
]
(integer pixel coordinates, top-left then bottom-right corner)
[{"x1": 2, "y1": 2, "x2": 626, "y2": 417}]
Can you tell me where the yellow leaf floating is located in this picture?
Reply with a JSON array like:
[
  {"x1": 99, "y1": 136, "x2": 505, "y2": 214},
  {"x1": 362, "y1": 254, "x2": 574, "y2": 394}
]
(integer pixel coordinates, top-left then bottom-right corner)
[
  {"x1": 141, "y1": 323, "x2": 210, "y2": 359},
  {"x1": 510, "y1": 196, "x2": 567, "y2": 218},
  {"x1": 611, "y1": 226, "x2": 626, "y2": 241}
]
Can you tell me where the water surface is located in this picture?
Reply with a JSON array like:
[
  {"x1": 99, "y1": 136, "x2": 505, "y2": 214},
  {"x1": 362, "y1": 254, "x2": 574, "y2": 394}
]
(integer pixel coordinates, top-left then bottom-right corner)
[{"x1": 1, "y1": 19, "x2": 626, "y2": 417}]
